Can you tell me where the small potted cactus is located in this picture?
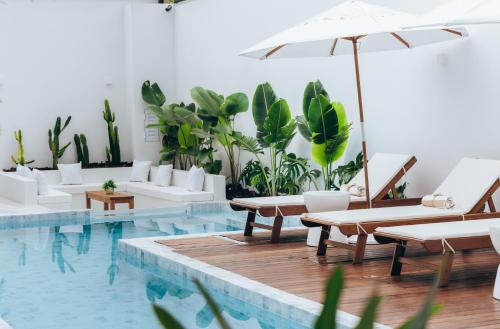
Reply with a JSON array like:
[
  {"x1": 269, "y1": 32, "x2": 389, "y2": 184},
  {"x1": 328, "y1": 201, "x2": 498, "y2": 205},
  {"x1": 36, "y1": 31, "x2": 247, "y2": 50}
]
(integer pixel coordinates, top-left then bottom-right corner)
[{"x1": 102, "y1": 180, "x2": 117, "y2": 195}]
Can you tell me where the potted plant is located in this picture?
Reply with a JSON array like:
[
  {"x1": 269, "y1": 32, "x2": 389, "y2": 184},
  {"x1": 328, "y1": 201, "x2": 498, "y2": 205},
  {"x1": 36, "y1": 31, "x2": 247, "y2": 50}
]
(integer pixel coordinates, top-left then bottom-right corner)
[{"x1": 102, "y1": 180, "x2": 117, "y2": 195}]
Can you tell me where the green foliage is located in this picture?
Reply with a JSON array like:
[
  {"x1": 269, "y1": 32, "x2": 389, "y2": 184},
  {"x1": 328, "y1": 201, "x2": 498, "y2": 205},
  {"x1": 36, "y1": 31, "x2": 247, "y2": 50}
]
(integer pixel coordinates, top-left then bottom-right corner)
[
  {"x1": 74, "y1": 134, "x2": 90, "y2": 168},
  {"x1": 237, "y1": 82, "x2": 319, "y2": 196},
  {"x1": 298, "y1": 81, "x2": 350, "y2": 190},
  {"x1": 102, "y1": 179, "x2": 117, "y2": 190},
  {"x1": 11, "y1": 129, "x2": 34, "y2": 166},
  {"x1": 48, "y1": 116, "x2": 72, "y2": 169},
  {"x1": 154, "y1": 266, "x2": 441, "y2": 329},
  {"x1": 331, "y1": 152, "x2": 364, "y2": 190},
  {"x1": 191, "y1": 86, "x2": 249, "y2": 188},
  {"x1": 103, "y1": 100, "x2": 121, "y2": 166},
  {"x1": 142, "y1": 81, "x2": 223, "y2": 174}
]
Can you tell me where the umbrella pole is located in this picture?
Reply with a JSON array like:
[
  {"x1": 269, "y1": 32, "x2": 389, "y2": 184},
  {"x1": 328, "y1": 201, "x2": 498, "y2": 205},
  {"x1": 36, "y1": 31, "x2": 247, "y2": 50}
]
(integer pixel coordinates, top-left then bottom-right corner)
[{"x1": 352, "y1": 38, "x2": 371, "y2": 208}]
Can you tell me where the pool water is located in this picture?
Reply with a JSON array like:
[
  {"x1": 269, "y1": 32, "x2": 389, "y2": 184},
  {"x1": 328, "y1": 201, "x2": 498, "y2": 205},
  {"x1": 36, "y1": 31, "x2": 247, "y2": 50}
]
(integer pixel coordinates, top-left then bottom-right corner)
[{"x1": 0, "y1": 204, "x2": 306, "y2": 329}]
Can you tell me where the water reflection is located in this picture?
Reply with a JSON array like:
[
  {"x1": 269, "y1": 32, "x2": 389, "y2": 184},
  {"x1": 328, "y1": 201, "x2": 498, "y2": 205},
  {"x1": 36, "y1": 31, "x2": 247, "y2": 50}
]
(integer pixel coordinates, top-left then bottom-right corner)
[
  {"x1": 77, "y1": 225, "x2": 92, "y2": 255},
  {"x1": 106, "y1": 222, "x2": 123, "y2": 285},
  {"x1": 51, "y1": 226, "x2": 75, "y2": 274}
]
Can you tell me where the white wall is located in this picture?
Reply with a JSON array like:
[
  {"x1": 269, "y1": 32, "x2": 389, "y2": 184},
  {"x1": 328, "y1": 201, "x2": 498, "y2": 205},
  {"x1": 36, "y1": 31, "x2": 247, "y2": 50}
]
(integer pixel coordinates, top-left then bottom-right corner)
[
  {"x1": 0, "y1": 1, "x2": 171, "y2": 170},
  {"x1": 173, "y1": 0, "x2": 500, "y2": 197},
  {"x1": 125, "y1": 3, "x2": 176, "y2": 164}
]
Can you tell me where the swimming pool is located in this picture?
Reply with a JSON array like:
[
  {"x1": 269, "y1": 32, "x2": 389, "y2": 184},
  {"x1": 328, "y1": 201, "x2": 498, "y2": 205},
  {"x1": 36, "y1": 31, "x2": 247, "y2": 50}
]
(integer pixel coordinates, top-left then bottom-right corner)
[{"x1": 0, "y1": 203, "x2": 307, "y2": 329}]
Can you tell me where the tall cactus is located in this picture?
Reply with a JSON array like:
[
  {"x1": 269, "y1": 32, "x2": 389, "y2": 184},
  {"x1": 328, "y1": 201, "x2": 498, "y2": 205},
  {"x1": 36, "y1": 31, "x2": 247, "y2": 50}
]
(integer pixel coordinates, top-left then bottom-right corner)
[
  {"x1": 102, "y1": 100, "x2": 121, "y2": 165},
  {"x1": 74, "y1": 133, "x2": 90, "y2": 167},
  {"x1": 48, "y1": 116, "x2": 72, "y2": 169},
  {"x1": 11, "y1": 129, "x2": 34, "y2": 166}
]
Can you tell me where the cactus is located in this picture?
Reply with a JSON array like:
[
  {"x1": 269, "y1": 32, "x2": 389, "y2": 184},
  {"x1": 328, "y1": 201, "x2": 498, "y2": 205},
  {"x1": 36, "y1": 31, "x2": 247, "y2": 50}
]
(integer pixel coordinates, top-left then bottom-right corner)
[
  {"x1": 102, "y1": 100, "x2": 121, "y2": 165},
  {"x1": 48, "y1": 116, "x2": 72, "y2": 169},
  {"x1": 74, "y1": 133, "x2": 90, "y2": 167},
  {"x1": 11, "y1": 129, "x2": 34, "y2": 166}
]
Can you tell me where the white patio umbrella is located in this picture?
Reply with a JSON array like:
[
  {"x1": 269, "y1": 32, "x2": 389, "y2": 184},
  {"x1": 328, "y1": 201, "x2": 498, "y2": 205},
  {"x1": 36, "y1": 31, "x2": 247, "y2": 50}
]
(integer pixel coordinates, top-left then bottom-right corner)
[
  {"x1": 240, "y1": 0, "x2": 467, "y2": 207},
  {"x1": 408, "y1": 0, "x2": 500, "y2": 28}
]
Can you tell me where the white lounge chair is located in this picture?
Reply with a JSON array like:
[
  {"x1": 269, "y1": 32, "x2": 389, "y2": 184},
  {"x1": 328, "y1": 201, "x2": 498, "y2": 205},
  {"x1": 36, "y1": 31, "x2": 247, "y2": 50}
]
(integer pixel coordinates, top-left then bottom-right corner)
[
  {"x1": 230, "y1": 153, "x2": 418, "y2": 243},
  {"x1": 301, "y1": 158, "x2": 500, "y2": 263},
  {"x1": 374, "y1": 219, "x2": 500, "y2": 287}
]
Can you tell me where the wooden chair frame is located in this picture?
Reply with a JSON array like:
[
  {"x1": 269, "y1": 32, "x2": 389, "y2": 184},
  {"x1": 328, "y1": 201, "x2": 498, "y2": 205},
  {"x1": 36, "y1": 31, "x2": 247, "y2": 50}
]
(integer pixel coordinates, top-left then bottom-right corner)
[
  {"x1": 302, "y1": 179, "x2": 500, "y2": 264},
  {"x1": 375, "y1": 231, "x2": 494, "y2": 287},
  {"x1": 230, "y1": 156, "x2": 418, "y2": 244}
]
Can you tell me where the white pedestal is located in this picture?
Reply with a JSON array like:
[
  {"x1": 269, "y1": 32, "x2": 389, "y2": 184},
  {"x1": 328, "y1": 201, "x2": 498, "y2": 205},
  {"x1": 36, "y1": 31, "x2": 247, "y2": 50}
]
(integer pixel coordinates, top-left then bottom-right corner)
[{"x1": 303, "y1": 191, "x2": 350, "y2": 247}]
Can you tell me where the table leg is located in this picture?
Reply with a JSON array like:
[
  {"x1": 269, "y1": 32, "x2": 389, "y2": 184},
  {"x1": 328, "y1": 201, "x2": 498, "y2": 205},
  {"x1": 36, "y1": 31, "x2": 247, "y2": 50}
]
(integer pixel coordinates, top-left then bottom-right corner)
[
  {"x1": 104, "y1": 203, "x2": 109, "y2": 211},
  {"x1": 128, "y1": 198, "x2": 134, "y2": 209},
  {"x1": 110, "y1": 201, "x2": 116, "y2": 211},
  {"x1": 86, "y1": 194, "x2": 91, "y2": 209}
]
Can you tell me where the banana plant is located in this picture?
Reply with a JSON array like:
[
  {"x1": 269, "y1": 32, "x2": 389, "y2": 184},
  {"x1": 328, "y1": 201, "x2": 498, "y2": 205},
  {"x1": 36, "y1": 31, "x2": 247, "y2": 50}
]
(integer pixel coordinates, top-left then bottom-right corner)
[
  {"x1": 142, "y1": 81, "x2": 221, "y2": 173},
  {"x1": 48, "y1": 116, "x2": 72, "y2": 169},
  {"x1": 297, "y1": 81, "x2": 350, "y2": 190},
  {"x1": 191, "y1": 86, "x2": 249, "y2": 190},
  {"x1": 235, "y1": 82, "x2": 319, "y2": 197},
  {"x1": 11, "y1": 129, "x2": 34, "y2": 166}
]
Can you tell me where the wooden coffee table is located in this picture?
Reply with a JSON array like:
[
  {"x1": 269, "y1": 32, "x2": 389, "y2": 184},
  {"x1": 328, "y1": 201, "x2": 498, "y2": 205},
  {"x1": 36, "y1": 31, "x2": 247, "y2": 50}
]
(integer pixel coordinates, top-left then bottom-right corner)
[{"x1": 85, "y1": 191, "x2": 134, "y2": 210}]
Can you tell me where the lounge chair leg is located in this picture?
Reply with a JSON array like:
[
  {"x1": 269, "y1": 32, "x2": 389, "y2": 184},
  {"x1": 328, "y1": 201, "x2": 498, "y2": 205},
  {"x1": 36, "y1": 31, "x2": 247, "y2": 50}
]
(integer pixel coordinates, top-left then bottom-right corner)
[
  {"x1": 438, "y1": 250, "x2": 455, "y2": 287},
  {"x1": 244, "y1": 211, "x2": 256, "y2": 237},
  {"x1": 390, "y1": 241, "x2": 407, "y2": 276},
  {"x1": 488, "y1": 197, "x2": 496, "y2": 213},
  {"x1": 353, "y1": 233, "x2": 368, "y2": 264},
  {"x1": 317, "y1": 225, "x2": 331, "y2": 256},
  {"x1": 270, "y1": 215, "x2": 283, "y2": 244}
]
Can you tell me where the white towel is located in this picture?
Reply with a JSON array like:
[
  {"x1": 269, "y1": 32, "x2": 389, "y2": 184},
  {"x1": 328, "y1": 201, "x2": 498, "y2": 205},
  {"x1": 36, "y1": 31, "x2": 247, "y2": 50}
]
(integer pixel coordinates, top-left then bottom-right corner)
[
  {"x1": 340, "y1": 183, "x2": 366, "y2": 197},
  {"x1": 422, "y1": 194, "x2": 455, "y2": 209}
]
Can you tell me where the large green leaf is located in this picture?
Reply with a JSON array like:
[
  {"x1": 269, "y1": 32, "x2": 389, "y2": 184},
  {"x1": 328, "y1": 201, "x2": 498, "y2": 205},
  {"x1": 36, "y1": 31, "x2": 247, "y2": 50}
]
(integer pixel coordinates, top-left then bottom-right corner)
[
  {"x1": 314, "y1": 266, "x2": 344, "y2": 329},
  {"x1": 191, "y1": 87, "x2": 223, "y2": 117},
  {"x1": 221, "y1": 92, "x2": 249, "y2": 117},
  {"x1": 354, "y1": 293, "x2": 382, "y2": 329},
  {"x1": 252, "y1": 83, "x2": 277, "y2": 138},
  {"x1": 232, "y1": 133, "x2": 263, "y2": 155},
  {"x1": 262, "y1": 99, "x2": 295, "y2": 145},
  {"x1": 177, "y1": 124, "x2": 196, "y2": 148},
  {"x1": 303, "y1": 80, "x2": 329, "y2": 119},
  {"x1": 296, "y1": 115, "x2": 312, "y2": 142},
  {"x1": 142, "y1": 81, "x2": 166, "y2": 107},
  {"x1": 308, "y1": 95, "x2": 338, "y2": 144},
  {"x1": 153, "y1": 304, "x2": 185, "y2": 329},
  {"x1": 173, "y1": 106, "x2": 199, "y2": 126}
]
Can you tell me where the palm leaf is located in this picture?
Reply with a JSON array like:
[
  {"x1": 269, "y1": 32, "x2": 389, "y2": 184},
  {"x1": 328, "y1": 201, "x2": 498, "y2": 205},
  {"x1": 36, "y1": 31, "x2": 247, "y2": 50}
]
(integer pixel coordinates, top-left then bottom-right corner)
[
  {"x1": 194, "y1": 279, "x2": 232, "y2": 329},
  {"x1": 153, "y1": 304, "x2": 185, "y2": 329},
  {"x1": 314, "y1": 266, "x2": 344, "y2": 329}
]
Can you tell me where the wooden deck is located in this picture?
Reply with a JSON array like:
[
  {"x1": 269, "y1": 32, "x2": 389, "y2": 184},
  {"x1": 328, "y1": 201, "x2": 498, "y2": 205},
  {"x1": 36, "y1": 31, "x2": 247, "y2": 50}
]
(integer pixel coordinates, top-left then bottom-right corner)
[{"x1": 158, "y1": 231, "x2": 500, "y2": 328}]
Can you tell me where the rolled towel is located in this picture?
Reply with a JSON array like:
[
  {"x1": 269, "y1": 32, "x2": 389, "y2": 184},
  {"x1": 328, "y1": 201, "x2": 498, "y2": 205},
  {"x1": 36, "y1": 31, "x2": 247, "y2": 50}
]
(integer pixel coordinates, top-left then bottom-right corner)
[
  {"x1": 340, "y1": 183, "x2": 366, "y2": 197},
  {"x1": 422, "y1": 194, "x2": 455, "y2": 209}
]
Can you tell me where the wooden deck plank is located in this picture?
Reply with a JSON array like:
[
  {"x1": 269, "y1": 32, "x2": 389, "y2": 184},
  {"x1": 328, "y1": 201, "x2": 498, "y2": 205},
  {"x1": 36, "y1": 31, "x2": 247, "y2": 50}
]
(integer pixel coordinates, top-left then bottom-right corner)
[{"x1": 156, "y1": 234, "x2": 500, "y2": 328}]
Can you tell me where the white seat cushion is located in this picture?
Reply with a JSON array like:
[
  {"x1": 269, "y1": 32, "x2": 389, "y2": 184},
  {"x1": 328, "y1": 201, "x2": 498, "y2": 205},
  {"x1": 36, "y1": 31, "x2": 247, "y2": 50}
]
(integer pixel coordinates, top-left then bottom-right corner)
[
  {"x1": 37, "y1": 188, "x2": 72, "y2": 205},
  {"x1": 376, "y1": 218, "x2": 500, "y2": 241},
  {"x1": 126, "y1": 182, "x2": 213, "y2": 202},
  {"x1": 58, "y1": 163, "x2": 83, "y2": 185},
  {"x1": 304, "y1": 205, "x2": 464, "y2": 225},
  {"x1": 349, "y1": 153, "x2": 413, "y2": 199}
]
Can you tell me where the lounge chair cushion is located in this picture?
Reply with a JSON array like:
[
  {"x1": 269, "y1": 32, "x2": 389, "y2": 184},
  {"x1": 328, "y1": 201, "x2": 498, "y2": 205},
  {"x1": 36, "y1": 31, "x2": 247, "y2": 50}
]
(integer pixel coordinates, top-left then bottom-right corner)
[
  {"x1": 432, "y1": 158, "x2": 500, "y2": 213},
  {"x1": 375, "y1": 218, "x2": 500, "y2": 241},
  {"x1": 349, "y1": 153, "x2": 413, "y2": 199},
  {"x1": 37, "y1": 188, "x2": 72, "y2": 205},
  {"x1": 233, "y1": 195, "x2": 305, "y2": 207},
  {"x1": 304, "y1": 205, "x2": 464, "y2": 225}
]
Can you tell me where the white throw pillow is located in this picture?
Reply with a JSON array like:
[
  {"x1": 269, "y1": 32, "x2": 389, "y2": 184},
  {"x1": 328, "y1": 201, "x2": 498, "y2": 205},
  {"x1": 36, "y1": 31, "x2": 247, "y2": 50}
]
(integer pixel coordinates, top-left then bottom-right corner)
[
  {"x1": 130, "y1": 160, "x2": 152, "y2": 182},
  {"x1": 58, "y1": 163, "x2": 83, "y2": 185},
  {"x1": 154, "y1": 164, "x2": 173, "y2": 187},
  {"x1": 187, "y1": 166, "x2": 205, "y2": 192},
  {"x1": 33, "y1": 169, "x2": 49, "y2": 196}
]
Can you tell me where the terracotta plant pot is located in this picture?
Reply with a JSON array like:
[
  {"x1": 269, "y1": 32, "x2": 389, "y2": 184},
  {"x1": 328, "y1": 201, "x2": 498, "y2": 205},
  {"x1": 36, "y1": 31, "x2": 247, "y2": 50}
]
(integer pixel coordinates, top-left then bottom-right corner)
[{"x1": 105, "y1": 188, "x2": 114, "y2": 195}]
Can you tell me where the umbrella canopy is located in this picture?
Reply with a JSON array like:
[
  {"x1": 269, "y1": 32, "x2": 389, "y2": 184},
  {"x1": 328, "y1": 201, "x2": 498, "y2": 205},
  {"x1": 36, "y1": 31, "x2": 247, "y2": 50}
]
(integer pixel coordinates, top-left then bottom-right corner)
[
  {"x1": 408, "y1": 0, "x2": 500, "y2": 28},
  {"x1": 240, "y1": 0, "x2": 467, "y2": 206}
]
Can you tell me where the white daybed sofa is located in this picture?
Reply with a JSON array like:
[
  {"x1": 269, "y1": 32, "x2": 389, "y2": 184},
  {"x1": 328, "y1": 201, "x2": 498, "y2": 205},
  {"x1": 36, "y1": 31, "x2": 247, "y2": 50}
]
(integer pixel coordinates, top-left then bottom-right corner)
[{"x1": 0, "y1": 167, "x2": 226, "y2": 210}]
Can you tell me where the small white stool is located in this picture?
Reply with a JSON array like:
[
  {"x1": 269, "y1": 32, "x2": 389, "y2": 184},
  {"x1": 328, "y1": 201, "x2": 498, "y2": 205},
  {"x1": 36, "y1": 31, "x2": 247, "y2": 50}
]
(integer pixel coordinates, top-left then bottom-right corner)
[
  {"x1": 490, "y1": 224, "x2": 500, "y2": 300},
  {"x1": 303, "y1": 191, "x2": 350, "y2": 247}
]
